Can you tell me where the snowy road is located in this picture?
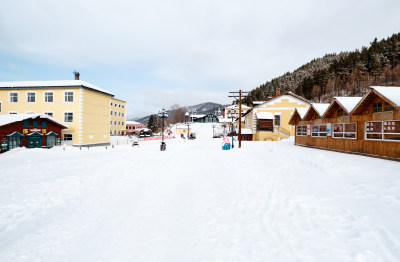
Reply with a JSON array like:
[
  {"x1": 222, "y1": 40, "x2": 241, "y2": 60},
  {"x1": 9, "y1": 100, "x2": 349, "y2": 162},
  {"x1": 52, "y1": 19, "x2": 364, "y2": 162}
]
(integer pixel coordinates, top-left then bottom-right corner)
[{"x1": 1, "y1": 123, "x2": 400, "y2": 261}]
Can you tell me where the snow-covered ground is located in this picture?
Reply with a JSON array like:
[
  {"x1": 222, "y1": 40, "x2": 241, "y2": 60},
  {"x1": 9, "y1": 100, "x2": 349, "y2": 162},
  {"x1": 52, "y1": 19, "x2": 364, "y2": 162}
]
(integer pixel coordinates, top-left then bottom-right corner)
[{"x1": 1, "y1": 123, "x2": 400, "y2": 262}]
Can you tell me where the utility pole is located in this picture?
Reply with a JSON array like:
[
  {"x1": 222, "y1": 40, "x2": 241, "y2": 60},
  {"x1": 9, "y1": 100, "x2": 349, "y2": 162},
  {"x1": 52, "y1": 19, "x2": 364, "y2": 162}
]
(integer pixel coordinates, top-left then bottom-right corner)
[{"x1": 229, "y1": 90, "x2": 250, "y2": 148}]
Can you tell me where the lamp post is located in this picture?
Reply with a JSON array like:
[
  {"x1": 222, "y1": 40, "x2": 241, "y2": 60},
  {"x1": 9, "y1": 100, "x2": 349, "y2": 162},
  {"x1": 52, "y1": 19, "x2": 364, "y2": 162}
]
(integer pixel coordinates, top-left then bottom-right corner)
[
  {"x1": 231, "y1": 115, "x2": 235, "y2": 148},
  {"x1": 186, "y1": 122, "x2": 191, "y2": 139},
  {"x1": 158, "y1": 107, "x2": 168, "y2": 151}
]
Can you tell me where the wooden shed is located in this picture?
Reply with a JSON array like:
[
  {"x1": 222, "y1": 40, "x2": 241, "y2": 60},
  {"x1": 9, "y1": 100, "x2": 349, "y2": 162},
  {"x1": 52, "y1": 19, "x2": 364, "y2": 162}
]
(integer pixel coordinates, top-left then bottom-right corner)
[{"x1": 290, "y1": 86, "x2": 400, "y2": 160}]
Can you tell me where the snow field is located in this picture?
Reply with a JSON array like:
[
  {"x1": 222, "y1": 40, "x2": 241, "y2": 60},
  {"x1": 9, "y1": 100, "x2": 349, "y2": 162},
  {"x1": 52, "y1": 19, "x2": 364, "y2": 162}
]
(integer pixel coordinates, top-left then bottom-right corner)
[{"x1": 1, "y1": 123, "x2": 400, "y2": 261}]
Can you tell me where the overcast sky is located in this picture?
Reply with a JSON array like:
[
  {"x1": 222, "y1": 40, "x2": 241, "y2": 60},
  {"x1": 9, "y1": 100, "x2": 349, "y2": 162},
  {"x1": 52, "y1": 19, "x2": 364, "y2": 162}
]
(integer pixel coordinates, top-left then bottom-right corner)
[{"x1": 1, "y1": 0, "x2": 400, "y2": 118}]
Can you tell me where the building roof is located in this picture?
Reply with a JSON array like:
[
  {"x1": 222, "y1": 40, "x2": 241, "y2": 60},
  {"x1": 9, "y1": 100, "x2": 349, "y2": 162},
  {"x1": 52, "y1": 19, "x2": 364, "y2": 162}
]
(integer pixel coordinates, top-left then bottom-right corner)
[
  {"x1": 311, "y1": 103, "x2": 330, "y2": 116},
  {"x1": 0, "y1": 113, "x2": 68, "y2": 128},
  {"x1": 0, "y1": 80, "x2": 113, "y2": 96},
  {"x1": 334, "y1": 97, "x2": 363, "y2": 113},
  {"x1": 126, "y1": 121, "x2": 142, "y2": 125},
  {"x1": 256, "y1": 112, "x2": 274, "y2": 119},
  {"x1": 225, "y1": 104, "x2": 251, "y2": 110},
  {"x1": 370, "y1": 86, "x2": 400, "y2": 107},
  {"x1": 240, "y1": 128, "x2": 253, "y2": 135},
  {"x1": 295, "y1": 108, "x2": 309, "y2": 119}
]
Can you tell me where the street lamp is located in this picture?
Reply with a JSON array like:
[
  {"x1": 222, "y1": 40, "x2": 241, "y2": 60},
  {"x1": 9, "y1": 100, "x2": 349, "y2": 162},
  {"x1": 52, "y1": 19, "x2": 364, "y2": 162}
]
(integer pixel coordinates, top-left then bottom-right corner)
[
  {"x1": 158, "y1": 107, "x2": 168, "y2": 151},
  {"x1": 231, "y1": 114, "x2": 235, "y2": 149},
  {"x1": 186, "y1": 122, "x2": 191, "y2": 139}
]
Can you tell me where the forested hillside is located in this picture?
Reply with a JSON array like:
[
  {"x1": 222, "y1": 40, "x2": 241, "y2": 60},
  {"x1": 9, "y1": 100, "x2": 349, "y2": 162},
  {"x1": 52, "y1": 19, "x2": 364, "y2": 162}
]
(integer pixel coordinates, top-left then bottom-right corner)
[{"x1": 243, "y1": 33, "x2": 400, "y2": 104}]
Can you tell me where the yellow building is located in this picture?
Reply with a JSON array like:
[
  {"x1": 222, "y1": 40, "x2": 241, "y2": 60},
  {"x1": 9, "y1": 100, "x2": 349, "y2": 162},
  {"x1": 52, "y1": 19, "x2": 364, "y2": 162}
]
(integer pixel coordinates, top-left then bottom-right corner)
[
  {"x1": 243, "y1": 92, "x2": 310, "y2": 141},
  {"x1": 0, "y1": 77, "x2": 126, "y2": 146},
  {"x1": 110, "y1": 98, "x2": 127, "y2": 136},
  {"x1": 224, "y1": 104, "x2": 251, "y2": 119}
]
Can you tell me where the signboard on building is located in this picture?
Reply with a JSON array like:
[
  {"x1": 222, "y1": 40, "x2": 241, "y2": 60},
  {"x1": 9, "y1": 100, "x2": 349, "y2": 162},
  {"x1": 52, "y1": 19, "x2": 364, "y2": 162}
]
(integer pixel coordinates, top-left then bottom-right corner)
[{"x1": 1, "y1": 140, "x2": 8, "y2": 151}]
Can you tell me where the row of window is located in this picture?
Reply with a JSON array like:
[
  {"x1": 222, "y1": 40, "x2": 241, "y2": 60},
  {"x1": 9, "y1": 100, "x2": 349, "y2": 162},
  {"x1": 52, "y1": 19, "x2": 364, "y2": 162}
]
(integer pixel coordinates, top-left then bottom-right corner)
[
  {"x1": 110, "y1": 130, "x2": 123, "y2": 135},
  {"x1": 110, "y1": 102, "x2": 125, "y2": 109},
  {"x1": 110, "y1": 111, "x2": 125, "y2": 117},
  {"x1": 110, "y1": 121, "x2": 125, "y2": 126},
  {"x1": 8, "y1": 91, "x2": 74, "y2": 103},
  {"x1": 296, "y1": 121, "x2": 400, "y2": 141}
]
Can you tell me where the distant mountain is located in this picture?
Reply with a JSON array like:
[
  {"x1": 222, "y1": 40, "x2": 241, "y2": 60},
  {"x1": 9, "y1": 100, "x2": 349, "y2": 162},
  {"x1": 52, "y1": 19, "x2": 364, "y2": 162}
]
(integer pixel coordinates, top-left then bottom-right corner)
[{"x1": 130, "y1": 102, "x2": 228, "y2": 124}]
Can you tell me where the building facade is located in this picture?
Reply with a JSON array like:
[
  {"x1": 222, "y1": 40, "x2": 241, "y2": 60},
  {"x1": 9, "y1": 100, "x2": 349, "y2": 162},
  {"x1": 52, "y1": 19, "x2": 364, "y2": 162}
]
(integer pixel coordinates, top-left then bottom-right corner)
[
  {"x1": 110, "y1": 98, "x2": 127, "y2": 136},
  {"x1": 0, "y1": 77, "x2": 126, "y2": 146},
  {"x1": 0, "y1": 114, "x2": 67, "y2": 152},
  {"x1": 289, "y1": 86, "x2": 400, "y2": 159},
  {"x1": 126, "y1": 121, "x2": 145, "y2": 135},
  {"x1": 243, "y1": 92, "x2": 310, "y2": 141}
]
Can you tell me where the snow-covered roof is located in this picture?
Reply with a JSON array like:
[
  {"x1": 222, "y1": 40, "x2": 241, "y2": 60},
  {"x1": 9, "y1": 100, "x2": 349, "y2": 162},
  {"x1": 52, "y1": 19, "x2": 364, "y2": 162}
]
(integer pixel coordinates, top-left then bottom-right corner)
[
  {"x1": 126, "y1": 121, "x2": 142, "y2": 125},
  {"x1": 225, "y1": 104, "x2": 251, "y2": 110},
  {"x1": 219, "y1": 118, "x2": 233, "y2": 123},
  {"x1": 0, "y1": 113, "x2": 68, "y2": 128},
  {"x1": 190, "y1": 114, "x2": 206, "y2": 118},
  {"x1": 0, "y1": 80, "x2": 113, "y2": 96},
  {"x1": 334, "y1": 97, "x2": 363, "y2": 113},
  {"x1": 295, "y1": 108, "x2": 309, "y2": 119},
  {"x1": 240, "y1": 128, "x2": 253, "y2": 135},
  {"x1": 256, "y1": 112, "x2": 274, "y2": 119},
  {"x1": 175, "y1": 124, "x2": 189, "y2": 129},
  {"x1": 370, "y1": 86, "x2": 400, "y2": 107},
  {"x1": 311, "y1": 103, "x2": 330, "y2": 116}
]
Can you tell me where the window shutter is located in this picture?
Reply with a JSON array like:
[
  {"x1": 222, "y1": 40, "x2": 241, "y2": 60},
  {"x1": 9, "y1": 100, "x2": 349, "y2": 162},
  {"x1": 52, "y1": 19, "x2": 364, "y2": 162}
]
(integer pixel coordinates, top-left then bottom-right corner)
[{"x1": 42, "y1": 121, "x2": 47, "y2": 128}]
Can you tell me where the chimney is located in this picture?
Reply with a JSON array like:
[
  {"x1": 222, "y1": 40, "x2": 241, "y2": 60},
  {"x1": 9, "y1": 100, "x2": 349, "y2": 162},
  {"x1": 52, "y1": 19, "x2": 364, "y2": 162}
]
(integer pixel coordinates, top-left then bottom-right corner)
[
  {"x1": 275, "y1": 88, "x2": 280, "y2": 97},
  {"x1": 74, "y1": 71, "x2": 80, "y2": 80}
]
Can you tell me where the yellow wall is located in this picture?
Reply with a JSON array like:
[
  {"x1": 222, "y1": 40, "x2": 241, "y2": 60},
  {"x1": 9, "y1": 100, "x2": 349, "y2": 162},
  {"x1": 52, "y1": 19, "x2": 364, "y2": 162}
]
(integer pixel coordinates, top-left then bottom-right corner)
[{"x1": 110, "y1": 98, "x2": 127, "y2": 136}]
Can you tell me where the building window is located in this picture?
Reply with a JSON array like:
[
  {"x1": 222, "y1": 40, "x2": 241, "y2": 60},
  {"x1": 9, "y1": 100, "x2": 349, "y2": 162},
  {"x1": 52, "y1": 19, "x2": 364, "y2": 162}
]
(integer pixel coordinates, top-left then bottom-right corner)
[
  {"x1": 311, "y1": 124, "x2": 327, "y2": 137},
  {"x1": 115, "y1": 104, "x2": 117, "y2": 107},
  {"x1": 114, "y1": 121, "x2": 117, "y2": 125},
  {"x1": 337, "y1": 109, "x2": 348, "y2": 117},
  {"x1": 64, "y1": 91, "x2": 74, "y2": 102},
  {"x1": 114, "y1": 112, "x2": 117, "y2": 116},
  {"x1": 63, "y1": 134, "x2": 73, "y2": 141},
  {"x1": 27, "y1": 92, "x2": 36, "y2": 103},
  {"x1": 366, "y1": 121, "x2": 400, "y2": 141},
  {"x1": 111, "y1": 102, "x2": 113, "y2": 106},
  {"x1": 274, "y1": 115, "x2": 280, "y2": 126},
  {"x1": 0, "y1": 102, "x2": 1, "y2": 112},
  {"x1": 119, "y1": 112, "x2": 121, "y2": 116},
  {"x1": 314, "y1": 114, "x2": 320, "y2": 119},
  {"x1": 26, "y1": 111, "x2": 35, "y2": 114},
  {"x1": 9, "y1": 92, "x2": 18, "y2": 103},
  {"x1": 64, "y1": 112, "x2": 73, "y2": 122},
  {"x1": 119, "y1": 104, "x2": 121, "y2": 108},
  {"x1": 114, "y1": 130, "x2": 117, "y2": 134},
  {"x1": 9, "y1": 112, "x2": 17, "y2": 114},
  {"x1": 110, "y1": 121, "x2": 113, "y2": 125},
  {"x1": 122, "y1": 122, "x2": 124, "y2": 126},
  {"x1": 122, "y1": 113, "x2": 124, "y2": 117},
  {"x1": 110, "y1": 111, "x2": 113, "y2": 116},
  {"x1": 373, "y1": 103, "x2": 382, "y2": 113},
  {"x1": 296, "y1": 125, "x2": 308, "y2": 136},
  {"x1": 257, "y1": 119, "x2": 273, "y2": 131},
  {"x1": 384, "y1": 102, "x2": 394, "y2": 112},
  {"x1": 44, "y1": 112, "x2": 53, "y2": 117},
  {"x1": 118, "y1": 121, "x2": 120, "y2": 125},
  {"x1": 44, "y1": 91, "x2": 53, "y2": 102},
  {"x1": 122, "y1": 105, "x2": 124, "y2": 108},
  {"x1": 333, "y1": 123, "x2": 357, "y2": 139},
  {"x1": 46, "y1": 136, "x2": 56, "y2": 147}
]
